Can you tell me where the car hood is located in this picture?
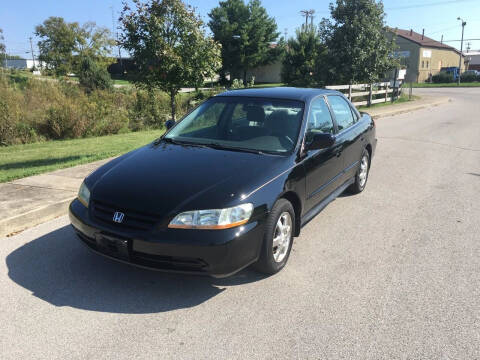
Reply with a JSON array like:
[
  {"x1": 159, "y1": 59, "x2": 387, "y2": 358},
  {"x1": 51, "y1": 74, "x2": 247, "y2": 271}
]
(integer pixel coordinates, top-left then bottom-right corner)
[{"x1": 88, "y1": 142, "x2": 288, "y2": 216}]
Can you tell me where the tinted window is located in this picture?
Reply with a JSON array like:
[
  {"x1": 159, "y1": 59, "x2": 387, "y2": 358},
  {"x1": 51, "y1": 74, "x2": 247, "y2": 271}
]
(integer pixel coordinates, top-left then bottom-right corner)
[
  {"x1": 306, "y1": 97, "x2": 334, "y2": 142},
  {"x1": 328, "y1": 96, "x2": 355, "y2": 131},
  {"x1": 165, "y1": 97, "x2": 305, "y2": 154}
]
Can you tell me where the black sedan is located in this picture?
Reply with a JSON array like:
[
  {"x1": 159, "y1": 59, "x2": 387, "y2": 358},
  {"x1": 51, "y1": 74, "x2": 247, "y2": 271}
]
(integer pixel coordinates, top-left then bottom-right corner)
[{"x1": 69, "y1": 87, "x2": 376, "y2": 277}]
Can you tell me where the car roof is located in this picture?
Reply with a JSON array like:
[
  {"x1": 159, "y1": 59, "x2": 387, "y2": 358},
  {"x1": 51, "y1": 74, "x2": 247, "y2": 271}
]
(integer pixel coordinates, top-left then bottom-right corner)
[{"x1": 216, "y1": 87, "x2": 342, "y2": 102}]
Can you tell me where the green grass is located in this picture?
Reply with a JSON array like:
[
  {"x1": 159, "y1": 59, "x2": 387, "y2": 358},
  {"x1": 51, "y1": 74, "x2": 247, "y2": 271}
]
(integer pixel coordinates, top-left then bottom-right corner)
[
  {"x1": 0, "y1": 130, "x2": 165, "y2": 183},
  {"x1": 357, "y1": 93, "x2": 420, "y2": 111},
  {"x1": 112, "y1": 78, "x2": 133, "y2": 86},
  {"x1": 252, "y1": 82, "x2": 285, "y2": 88},
  {"x1": 411, "y1": 82, "x2": 480, "y2": 88}
]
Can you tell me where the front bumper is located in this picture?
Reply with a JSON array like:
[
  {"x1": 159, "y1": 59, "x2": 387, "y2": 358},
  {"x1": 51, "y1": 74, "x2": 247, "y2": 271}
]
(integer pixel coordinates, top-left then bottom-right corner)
[{"x1": 68, "y1": 199, "x2": 265, "y2": 278}]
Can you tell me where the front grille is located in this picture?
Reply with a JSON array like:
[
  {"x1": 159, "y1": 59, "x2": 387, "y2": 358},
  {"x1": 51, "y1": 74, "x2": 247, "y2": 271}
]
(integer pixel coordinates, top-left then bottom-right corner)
[{"x1": 91, "y1": 200, "x2": 158, "y2": 230}]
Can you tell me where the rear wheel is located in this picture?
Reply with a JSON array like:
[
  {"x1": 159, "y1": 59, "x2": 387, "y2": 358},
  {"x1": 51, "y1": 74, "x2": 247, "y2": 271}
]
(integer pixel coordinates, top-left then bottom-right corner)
[
  {"x1": 253, "y1": 199, "x2": 294, "y2": 275},
  {"x1": 348, "y1": 149, "x2": 370, "y2": 194}
]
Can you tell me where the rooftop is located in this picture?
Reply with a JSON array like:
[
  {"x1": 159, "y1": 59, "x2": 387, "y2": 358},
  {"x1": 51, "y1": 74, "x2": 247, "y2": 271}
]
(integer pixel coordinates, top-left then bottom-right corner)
[{"x1": 391, "y1": 28, "x2": 460, "y2": 53}]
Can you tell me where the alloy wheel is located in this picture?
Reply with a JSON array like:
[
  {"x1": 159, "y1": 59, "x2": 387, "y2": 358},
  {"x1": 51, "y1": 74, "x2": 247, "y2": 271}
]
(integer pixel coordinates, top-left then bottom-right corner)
[{"x1": 272, "y1": 212, "x2": 292, "y2": 263}]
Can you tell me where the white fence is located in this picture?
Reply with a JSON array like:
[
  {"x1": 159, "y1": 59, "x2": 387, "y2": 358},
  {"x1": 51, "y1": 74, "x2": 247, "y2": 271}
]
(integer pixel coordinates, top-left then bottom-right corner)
[{"x1": 325, "y1": 82, "x2": 402, "y2": 107}]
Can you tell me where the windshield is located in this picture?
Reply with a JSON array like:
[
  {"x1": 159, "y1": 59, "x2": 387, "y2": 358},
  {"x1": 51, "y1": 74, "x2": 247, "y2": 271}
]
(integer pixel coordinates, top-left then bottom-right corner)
[{"x1": 164, "y1": 97, "x2": 305, "y2": 154}]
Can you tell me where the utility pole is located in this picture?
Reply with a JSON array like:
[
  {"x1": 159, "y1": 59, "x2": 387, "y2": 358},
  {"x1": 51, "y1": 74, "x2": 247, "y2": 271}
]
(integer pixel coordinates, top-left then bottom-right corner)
[
  {"x1": 2, "y1": 48, "x2": 5, "y2": 74},
  {"x1": 111, "y1": 5, "x2": 123, "y2": 74},
  {"x1": 1, "y1": 30, "x2": 6, "y2": 73},
  {"x1": 300, "y1": 9, "x2": 315, "y2": 29},
  {"x1": 457, "y1": 17, "x2": 466, "y2": 85},
  {"x1": 29, "y1": 37, "x2": 36, "y2": 69}
]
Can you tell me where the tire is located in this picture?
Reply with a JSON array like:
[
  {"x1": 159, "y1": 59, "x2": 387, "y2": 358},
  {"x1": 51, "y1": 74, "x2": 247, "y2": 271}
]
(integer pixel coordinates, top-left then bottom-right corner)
[
  {"x1": 348, "y1": 148, "x2": 370, "y2": 194},
  {"x1": 253, "y1": 199, "x2": 295, "y2": 275}
]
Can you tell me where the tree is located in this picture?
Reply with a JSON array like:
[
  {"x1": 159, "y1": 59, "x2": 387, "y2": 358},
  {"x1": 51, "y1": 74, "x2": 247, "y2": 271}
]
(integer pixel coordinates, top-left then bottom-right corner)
[
  {"x1": 208, "y1": 0, "x2": 279, "y2": 84},
  {"x1": 35, "y1": 17, "x2": 115, "y2": 76},
  {"x1": 76, "y1": 22, "x2": 116, "y2": 70},
  {"x1": 282, "y1": 26, "x2": 327, "y2": 87},
  {"x1": 35, "y1": 17, "x2": 81, "y2": 75},
  {"x1": 78, "y1": 56, "x2": 113, "y2": 93},
  {"x1": 321, "y1": 0, "x2": 397, "y2": 84},
  {"x1": 120, "y1": 0, "x2": 222, "y2": 121}
]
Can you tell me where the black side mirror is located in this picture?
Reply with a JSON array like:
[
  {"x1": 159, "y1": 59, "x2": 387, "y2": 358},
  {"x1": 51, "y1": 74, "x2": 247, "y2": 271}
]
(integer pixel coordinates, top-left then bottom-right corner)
[
  {"x1": 165, "y1": 120, "x2": 175, "y2": 130},
  {"x1": 306, "y1": 133, "x2": 335, "y2": 150}
]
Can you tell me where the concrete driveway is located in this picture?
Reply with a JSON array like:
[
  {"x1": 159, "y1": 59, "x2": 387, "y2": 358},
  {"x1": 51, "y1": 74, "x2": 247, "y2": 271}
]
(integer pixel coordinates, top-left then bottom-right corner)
[{"x1": 1, "y1": 88, "x2": 479, "y2": 359}]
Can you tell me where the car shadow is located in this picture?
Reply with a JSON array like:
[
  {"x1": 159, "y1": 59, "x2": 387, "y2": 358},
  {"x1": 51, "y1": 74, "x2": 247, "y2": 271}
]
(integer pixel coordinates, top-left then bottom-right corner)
[{"x1": 6, "y1": 225, "x2": 267, "y2": 314}]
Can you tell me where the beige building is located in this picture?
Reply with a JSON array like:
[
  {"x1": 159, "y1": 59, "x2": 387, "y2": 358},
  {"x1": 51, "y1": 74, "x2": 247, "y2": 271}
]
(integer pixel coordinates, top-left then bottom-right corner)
[{"x1": 387, "y1": 28, "x2": 465, "y2": 83}]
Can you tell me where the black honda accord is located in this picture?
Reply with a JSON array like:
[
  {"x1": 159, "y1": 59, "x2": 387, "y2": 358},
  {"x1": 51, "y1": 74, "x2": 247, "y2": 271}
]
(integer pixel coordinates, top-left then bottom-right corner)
[{"x1": 69, "y1": 87, "x2": 376, "y2": 277}]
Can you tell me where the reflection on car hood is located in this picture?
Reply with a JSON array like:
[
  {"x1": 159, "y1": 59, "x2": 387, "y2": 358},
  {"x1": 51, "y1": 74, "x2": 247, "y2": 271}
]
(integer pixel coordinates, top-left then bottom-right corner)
[{"x1": 88, "y1": 142, "x2": 287, "y2": 216}]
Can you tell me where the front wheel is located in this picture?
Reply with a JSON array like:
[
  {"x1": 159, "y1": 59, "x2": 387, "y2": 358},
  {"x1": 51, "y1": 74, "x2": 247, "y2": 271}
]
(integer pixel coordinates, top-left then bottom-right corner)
[
  {"x1": 253, "y1": 199, "x2": 295, "y2": 275},
  {"x1": 348, "y1": 149, "x2": 370, "y2": 194}
]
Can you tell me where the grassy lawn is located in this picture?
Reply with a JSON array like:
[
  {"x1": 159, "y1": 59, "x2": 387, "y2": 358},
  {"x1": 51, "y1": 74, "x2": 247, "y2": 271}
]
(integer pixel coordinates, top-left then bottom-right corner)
[
  {"x1": 112, "y1": 78, "x2": 133, "y2": 86},
  {"x1": 411, "y1": 82, "x2": 480, "y2": 88},
  {"x1": 357, "y1": 93, "x2": 420, "y2": 111},
  {"x1": 252, "y1": 82, "x2": 285, "y2": 88},
  {"x1": 0, "y1": 130, "x2": 164, "y2": 183}
]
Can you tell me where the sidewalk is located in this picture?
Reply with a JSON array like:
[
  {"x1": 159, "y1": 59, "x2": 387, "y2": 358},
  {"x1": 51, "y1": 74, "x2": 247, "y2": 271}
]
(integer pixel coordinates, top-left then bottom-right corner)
[
  {"x1": 0, "y1": 95, "x2": 451, "y2": 237},
  {"x1": 0, "y1": 158, "x2": 111, "y2": 237},
  {"x1": 366, "y1": 95, "x2": 450, "y2": 119}
]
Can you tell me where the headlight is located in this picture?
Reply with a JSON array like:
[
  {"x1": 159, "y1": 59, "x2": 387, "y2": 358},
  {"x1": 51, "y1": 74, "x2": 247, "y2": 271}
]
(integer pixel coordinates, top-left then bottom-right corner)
[
  {"x1": 168, "y1": 203, "x2": 254, "y2": 230},
  {"x1": 78, "y1": 181, "x2": 90, "y2": 208}
]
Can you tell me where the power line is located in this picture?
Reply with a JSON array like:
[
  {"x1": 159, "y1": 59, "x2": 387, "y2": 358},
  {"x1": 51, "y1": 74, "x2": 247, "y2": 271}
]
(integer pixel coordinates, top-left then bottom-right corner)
[
  {"x1": 387, "y1": 0, "x2": 478, "y2": 11},
  {"x1": 428, "y1": 25, "x2": 459, "y2": 36}
]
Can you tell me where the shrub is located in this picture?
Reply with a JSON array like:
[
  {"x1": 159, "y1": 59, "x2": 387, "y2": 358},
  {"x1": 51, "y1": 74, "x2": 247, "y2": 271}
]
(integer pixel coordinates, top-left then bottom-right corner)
[
  {"x1": 431, "y1": 72, "x2": 454, "y2": 83},
  {"x1": 459, "y1": 72, "x2": 479, "y2": 82},
  {"x1": 0, "y1": 73, "x2": 223, "y2": 145},
  {"x1": 231, "y1": 79, "x2": 244, "y2": 89},
  {"x1": 78, "y1": 56, "x2": 113, "y2": 93}
]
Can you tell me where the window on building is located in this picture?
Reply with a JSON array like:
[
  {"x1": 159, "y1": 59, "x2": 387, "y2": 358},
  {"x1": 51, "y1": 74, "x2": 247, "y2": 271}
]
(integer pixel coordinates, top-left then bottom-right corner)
[
  {"x1": 422, "y1": 60, "x2": 425, "y2": 68},
  {"x1": 426, "y1": 61, "x2": 429, "y2": 68}
]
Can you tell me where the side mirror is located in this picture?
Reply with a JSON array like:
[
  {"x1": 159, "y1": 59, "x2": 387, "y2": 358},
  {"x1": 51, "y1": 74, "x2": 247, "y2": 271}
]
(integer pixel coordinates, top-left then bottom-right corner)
[
  {"x1": 165, "y1": 119, "x2": 175, "y2": 130},
  {"x1": 306, "y1": 133, "x2": 335, "y2": 150}
]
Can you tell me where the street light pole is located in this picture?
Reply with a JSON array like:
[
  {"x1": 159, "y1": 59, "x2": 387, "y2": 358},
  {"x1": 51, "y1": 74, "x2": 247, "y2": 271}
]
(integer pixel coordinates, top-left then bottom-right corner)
[{"x1": 457, "y1": 17, "x2": 466, "y2": 85}]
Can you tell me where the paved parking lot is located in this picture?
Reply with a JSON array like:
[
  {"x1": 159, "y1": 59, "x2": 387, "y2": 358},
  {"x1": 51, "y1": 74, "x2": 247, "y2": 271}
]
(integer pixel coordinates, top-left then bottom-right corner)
[{"x1": 1, "y1": 88, "x2": 479, "y2": 359}]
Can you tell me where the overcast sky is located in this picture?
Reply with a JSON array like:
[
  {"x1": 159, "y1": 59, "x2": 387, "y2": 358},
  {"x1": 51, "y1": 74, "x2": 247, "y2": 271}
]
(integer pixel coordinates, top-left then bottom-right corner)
[{"x1": 1, "y1": 0, "x2": 479, "y2": 58}]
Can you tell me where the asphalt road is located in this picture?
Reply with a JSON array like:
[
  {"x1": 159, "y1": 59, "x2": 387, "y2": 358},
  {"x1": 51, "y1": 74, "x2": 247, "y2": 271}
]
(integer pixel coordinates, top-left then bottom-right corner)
[{"x1": 1, "y1": 88, "x2": 479, "y2": 359}]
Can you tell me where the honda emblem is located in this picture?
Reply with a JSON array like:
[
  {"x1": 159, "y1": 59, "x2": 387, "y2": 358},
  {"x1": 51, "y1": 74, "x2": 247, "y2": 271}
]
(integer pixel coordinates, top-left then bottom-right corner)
[{"x1": 113, "y1": 211, "x2": 125, "y2": 223}]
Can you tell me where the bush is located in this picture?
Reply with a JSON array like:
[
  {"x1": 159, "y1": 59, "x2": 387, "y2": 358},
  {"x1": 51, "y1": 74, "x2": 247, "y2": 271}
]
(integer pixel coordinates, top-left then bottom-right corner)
[
  {"x1": 459, "y1": 72, "x2": 479, "y2": 82},
  {"x1": 0, "y1": 73, "x2": 222, "y2": 145},
  {"x1": 431, "y1": 72, "x2": 454, "y2": 83},
  {"x1": 78, "y1": 56, "x2": 113, "y2": 93}
]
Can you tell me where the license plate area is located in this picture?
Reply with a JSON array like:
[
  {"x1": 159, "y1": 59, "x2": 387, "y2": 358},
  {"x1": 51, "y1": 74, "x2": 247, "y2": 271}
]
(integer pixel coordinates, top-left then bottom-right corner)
[{"x1": 95, "y1": 234, "x2": 129, "y2": 260}]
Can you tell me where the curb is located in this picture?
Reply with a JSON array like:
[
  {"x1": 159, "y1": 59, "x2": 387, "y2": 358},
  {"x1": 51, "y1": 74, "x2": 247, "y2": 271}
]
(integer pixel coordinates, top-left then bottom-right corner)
[
  {"x1": 369, "y1": 97, "x2": 451, "y2": 119},
  {"x1": 0, "y1": 197, "x2": 75, "y2": 238}
]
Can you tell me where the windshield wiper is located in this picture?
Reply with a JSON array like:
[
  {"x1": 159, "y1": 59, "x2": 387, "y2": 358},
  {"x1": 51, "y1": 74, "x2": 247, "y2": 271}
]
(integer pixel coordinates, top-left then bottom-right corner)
[
  {"x1": 161, "y1": 137, "x2": 180, "y2": 145},
  {"x1": 161, "y1": 137, "x2": 198, "y2": 146},
  {"x1": 201, "y1": 142, "x2": 267, "y2": 155}
]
